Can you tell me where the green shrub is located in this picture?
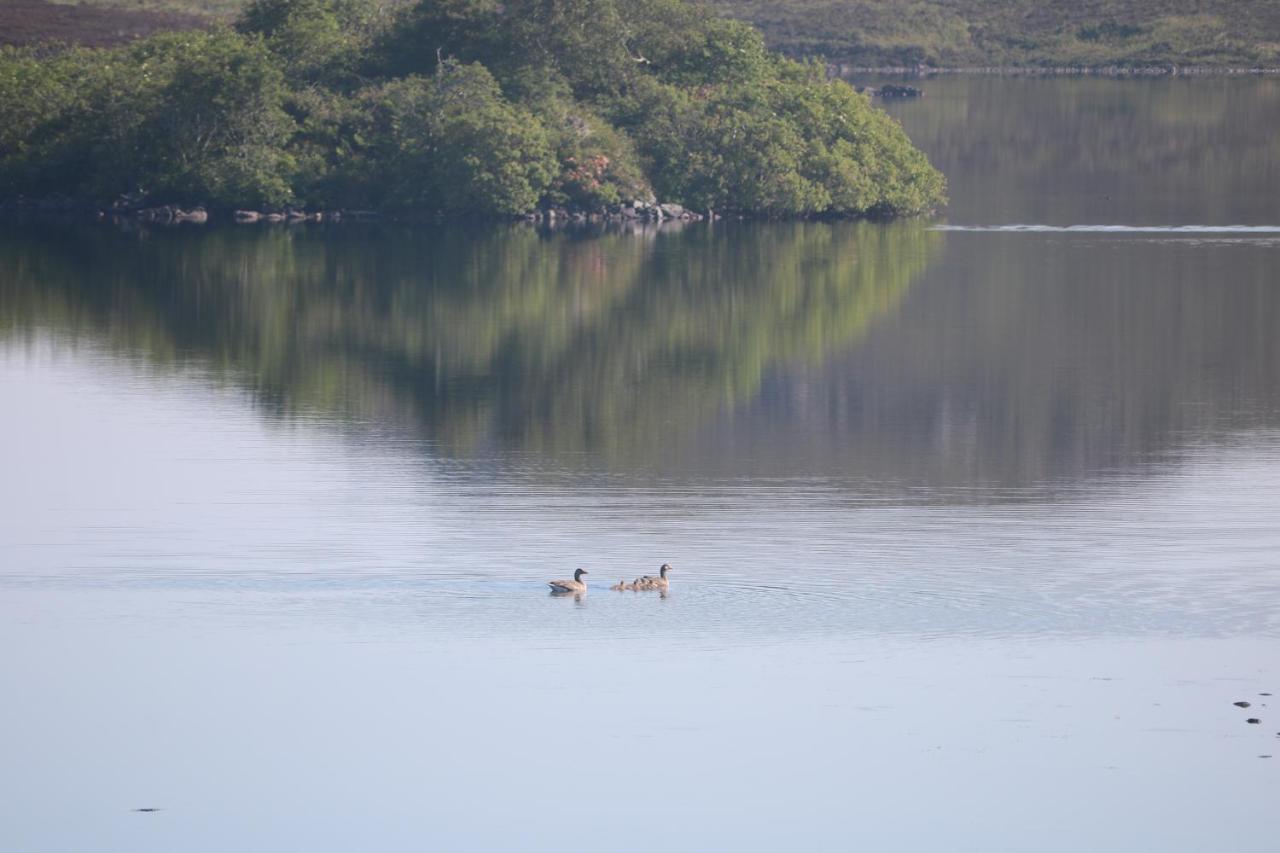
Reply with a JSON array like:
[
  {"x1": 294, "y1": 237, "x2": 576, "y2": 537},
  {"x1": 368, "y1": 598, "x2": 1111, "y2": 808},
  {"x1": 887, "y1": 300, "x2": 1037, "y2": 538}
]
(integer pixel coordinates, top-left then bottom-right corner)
[
  {"x1": 2, "y1": 30, "x2": 297, "y2": 207},
  {"x1": 1, "y1": 0, "x2": 946, "y2": 217},
  {"x1": 237, "y1": 0, "x2": 381, "y2": 86},
  {"x1": 358, "y1": 64, "x2": 556, "y2": 214},
  {"x1": 130, "y1": 30, "x2": 297, "y2": 206}
]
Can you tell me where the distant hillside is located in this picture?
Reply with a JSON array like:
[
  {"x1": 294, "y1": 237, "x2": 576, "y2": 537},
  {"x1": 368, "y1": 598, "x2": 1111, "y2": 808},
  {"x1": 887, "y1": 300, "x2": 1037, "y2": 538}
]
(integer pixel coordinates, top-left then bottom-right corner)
[
  {"x1": 709, "y1": 0, "x2": 1280, "y2": 68},
  {"x1": 11, "y1": 0, "x2": 1280, "y2": 66},
  {"x1": 0, "y1": 0, "x2": 209, "y2": 48}
]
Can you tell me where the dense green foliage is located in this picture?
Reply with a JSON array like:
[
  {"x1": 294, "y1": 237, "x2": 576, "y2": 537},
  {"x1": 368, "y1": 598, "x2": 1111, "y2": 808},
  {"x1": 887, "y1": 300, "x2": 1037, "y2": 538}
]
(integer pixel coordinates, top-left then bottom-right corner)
[
  {"x1": 711, "y1": 0, "x2": 1280, "y2": 68},
  {"x1": 0, "y1": 0, "x2": 944, "y2": 216},
  {"x1": 0, "y1": 29, "x2": 297, "y2": 205}
]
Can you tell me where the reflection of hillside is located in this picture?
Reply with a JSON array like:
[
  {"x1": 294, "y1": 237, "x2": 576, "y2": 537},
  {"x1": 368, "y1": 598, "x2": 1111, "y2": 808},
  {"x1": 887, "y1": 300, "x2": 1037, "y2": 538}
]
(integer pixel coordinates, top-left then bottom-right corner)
[
  {"x1": 871, "y1": 77, "x2": 1280, "y2": 225},
  {"x1": 691, "y1": 233, "x2": 1280, "y2": 491},
  {"x1": 0, "y1": 222, "x2": 937, "y2": 459}
]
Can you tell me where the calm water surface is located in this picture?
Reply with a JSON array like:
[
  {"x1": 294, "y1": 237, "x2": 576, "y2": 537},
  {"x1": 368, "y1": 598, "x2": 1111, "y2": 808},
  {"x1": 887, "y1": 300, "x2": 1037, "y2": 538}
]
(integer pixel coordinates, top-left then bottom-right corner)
[{"x1": 2, "y1": 77, "x2": 1278, "y2": 851}]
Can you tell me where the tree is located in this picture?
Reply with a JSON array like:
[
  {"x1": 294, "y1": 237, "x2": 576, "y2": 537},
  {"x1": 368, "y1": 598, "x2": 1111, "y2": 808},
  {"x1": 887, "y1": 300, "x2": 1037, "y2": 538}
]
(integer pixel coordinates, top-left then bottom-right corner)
[
  {"x1": 238, "y1": 0, "x2": 381, "y2": 87},
  {"x1": 360, "y1": 64, "x2": 557, "y2": 214},
  {"x1": 1, "y1": 0, "x2": 946, "y2": 217},
  {"x1": 130, "y1": 30, "x2": 298, "y2": 206}
]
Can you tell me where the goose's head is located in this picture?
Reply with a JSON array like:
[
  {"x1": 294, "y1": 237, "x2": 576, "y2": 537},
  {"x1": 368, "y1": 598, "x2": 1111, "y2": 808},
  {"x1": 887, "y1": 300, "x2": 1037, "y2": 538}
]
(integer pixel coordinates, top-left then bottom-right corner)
[
  {"x1": 574, "y1": 568, "x2": 589, "y2": 581},
  {"x1": 660, "y1": 563, "x2": 673, "y2": 577}
]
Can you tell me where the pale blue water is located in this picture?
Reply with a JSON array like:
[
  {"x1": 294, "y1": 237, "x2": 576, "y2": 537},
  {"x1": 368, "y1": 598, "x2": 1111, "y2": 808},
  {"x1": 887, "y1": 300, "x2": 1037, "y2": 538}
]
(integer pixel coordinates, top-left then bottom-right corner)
[{"x1": 2, "y1": 77, "x2": 1278, "y2": 851}]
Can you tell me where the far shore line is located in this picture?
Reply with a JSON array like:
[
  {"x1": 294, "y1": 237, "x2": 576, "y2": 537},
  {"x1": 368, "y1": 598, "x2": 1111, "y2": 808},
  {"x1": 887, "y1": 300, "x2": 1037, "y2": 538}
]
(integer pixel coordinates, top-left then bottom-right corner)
[{"x1": 829, "y1": 64, "x2": 1280, "y2": 77}]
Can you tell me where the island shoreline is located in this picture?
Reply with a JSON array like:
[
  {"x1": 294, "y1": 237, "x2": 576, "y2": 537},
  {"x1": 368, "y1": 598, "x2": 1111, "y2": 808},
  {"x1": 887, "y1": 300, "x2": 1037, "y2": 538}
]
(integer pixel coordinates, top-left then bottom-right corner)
[{"x1": 0, "y1": 198, "x2": 917, "y2": 228}]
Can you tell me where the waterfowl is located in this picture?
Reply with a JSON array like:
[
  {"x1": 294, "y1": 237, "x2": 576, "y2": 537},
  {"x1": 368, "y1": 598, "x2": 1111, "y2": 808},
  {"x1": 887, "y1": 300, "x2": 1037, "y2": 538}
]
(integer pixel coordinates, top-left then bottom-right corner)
[
  {"x1": 634, "y1": 563, "x2": 672, "y2": 591},
  {"x1": 610, "y1": 580, "x2": 627, "y2": 590},
  {"x1": 548, "y1": 568, "x2": 589, "y2": 594}
]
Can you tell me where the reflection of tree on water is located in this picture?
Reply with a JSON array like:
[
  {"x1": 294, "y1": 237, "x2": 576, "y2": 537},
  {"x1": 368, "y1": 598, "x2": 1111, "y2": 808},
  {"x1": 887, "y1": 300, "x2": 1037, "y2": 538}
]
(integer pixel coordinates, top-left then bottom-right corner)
[
  {"x1": 0, "y1": 222, "x2": 938, "y2": 459},
  {"x1": 513, "y1": 224, "x2": 937, "y2": 456},
  {"x1": 697, "y1": 233, "x2": 1280, "y2": 492},
  {"x1": 6, "y1": 223, "x2": 1277, "y2": 492}
]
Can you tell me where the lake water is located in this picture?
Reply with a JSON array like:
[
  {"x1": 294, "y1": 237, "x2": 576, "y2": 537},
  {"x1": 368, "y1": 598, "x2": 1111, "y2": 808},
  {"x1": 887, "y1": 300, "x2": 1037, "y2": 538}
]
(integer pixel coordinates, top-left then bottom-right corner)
[{"x1": 2, "y1": 77, "x2": 1278, "y2": 851}]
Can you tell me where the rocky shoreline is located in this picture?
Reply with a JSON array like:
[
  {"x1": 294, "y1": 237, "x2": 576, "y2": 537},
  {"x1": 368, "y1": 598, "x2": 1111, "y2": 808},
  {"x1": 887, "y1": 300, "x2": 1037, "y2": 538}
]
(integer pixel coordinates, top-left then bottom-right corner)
[
  {"x1": 524, "y1": 201, "x2": 710, "y2": 225},
  {"x1": 0, "y1": 196, "x2": 716, "y2": 228}
]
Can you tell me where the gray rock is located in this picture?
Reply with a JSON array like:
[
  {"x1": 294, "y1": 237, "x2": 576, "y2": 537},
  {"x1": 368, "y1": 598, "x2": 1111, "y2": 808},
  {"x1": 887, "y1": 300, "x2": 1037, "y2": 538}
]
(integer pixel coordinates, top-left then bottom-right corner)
[{"x1": 137, "y1": 205, "x2": 181, "y2": 223}]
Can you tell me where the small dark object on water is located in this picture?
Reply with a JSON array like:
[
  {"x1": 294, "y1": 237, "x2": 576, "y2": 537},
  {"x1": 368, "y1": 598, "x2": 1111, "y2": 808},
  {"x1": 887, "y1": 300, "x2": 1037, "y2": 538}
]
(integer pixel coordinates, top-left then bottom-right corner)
[
  {"x1": 1235, "y1": 701, "x2": 1252, "y2": 708},
  {"x1": 875, "y1": 84, "x2": 924, "y2": 99},
  {"x1": 1262, "y1": 692, "x2": 1273, "y2": 696},
  {"x1": 1246, "y1": 718, "x2": 1261, "y2": 724},
  {"x1": 133, "y1": 808, "x2": 161, "y2": 813}
]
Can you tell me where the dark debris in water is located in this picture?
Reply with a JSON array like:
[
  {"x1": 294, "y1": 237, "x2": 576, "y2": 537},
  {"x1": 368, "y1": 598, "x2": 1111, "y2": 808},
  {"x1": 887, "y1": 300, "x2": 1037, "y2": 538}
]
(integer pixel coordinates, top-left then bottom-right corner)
[
  {"x1": 133, "y1": 808, "x2": 162, "y2": 813},
  {"x1": 1234, "y1": 701, "x2": 1252, "y2": 708},
  {"x1": 1246, "y1": 718, "x2": 1261, "y2": 724}
]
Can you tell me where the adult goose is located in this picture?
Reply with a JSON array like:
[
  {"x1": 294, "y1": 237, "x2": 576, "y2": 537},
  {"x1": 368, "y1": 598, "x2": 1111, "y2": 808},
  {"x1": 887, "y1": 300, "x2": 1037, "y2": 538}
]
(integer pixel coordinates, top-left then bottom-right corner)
[
  {"x1": 548, "y1": 568, "x2": 589, "y2": 594},
  {"x1": 635, "y1": 563, "x2": 672, "y2": 591}
]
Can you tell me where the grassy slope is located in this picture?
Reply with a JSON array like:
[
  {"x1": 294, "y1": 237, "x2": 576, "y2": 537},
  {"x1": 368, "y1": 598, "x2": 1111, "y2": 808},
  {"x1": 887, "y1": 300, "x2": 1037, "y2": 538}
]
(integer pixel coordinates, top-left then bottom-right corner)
[
  {"x1": 35, "y1": 0, "x2": 245, "y2": 18},
  {"x1": 0, "y1": 0, "x2": 210, "y2": 47},
  {"x1": 709, "y1": 0, "x2": 1280, "y2": 67},
  {"x1": 8, "y1": 0, "x2": 1280, "y2": 66}
]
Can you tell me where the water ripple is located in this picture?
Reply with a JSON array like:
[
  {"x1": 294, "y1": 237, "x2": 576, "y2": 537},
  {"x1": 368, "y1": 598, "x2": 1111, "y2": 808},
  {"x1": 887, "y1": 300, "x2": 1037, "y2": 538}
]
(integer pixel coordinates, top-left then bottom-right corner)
[{"x1": 932, "y1": 224, "x2": 1280, "y2": 233}]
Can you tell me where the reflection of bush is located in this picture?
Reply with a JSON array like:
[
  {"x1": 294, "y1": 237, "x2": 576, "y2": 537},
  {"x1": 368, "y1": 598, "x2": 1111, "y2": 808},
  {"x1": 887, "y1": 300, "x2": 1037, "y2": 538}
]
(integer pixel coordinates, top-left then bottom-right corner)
[
  {"x1": 0, "y1": 223, "x2": 938, "y2": 458},
  {"x1": 516, "y1": 223, "x2": 938, "y2": 455},
  {"x1": 707, "y1": 230, "x2": 1280, "y2": 493}
]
